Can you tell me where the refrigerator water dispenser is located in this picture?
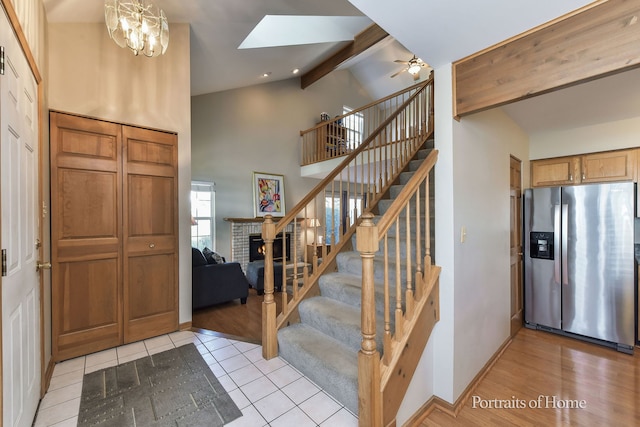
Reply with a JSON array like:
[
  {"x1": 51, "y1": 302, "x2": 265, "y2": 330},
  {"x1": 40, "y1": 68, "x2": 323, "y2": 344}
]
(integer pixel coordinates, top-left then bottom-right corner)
[{"x1": 529, "y1": 231, "x2": 554, "y2": 260}]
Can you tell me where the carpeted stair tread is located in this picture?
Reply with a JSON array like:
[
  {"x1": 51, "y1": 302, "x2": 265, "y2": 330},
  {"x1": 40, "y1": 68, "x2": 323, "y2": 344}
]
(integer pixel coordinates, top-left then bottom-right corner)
[
  {"x1": 389, "y1": 184, "x2": 434, "y2": 199},
  {"x1": 417, "y1": 146, "x2": 433, "y2": 159},
  {"x1": 350, "y1": 233, "x2": 424, "y2": 259},
  {"x1": 337, "y1": 251, "x2": 410, "y2": 285},
  {"x1": 318, "y1": 272, "x2": 403, "y2": 317},
  {"x1": 277, "y1": 324, "x2": 358, "y2": 414},
  {"x1": 399, "y1": 171, "x2": 416, "y2": 185},
  {"x1": 299, "y1": 296, "x2": 385, "y2": 353}
]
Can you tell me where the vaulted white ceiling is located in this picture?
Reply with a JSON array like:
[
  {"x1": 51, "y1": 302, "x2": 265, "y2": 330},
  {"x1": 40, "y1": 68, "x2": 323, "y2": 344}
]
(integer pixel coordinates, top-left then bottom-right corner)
[{"x1": 43, "y1": 0, "x2": 640, "y2": 133}]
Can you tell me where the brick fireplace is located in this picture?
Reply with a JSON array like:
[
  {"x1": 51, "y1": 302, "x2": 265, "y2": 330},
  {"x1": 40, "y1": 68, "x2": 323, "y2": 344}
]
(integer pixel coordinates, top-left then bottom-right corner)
[{"x1": 225, "y1": 218, "x2": 302, "y2": 272}]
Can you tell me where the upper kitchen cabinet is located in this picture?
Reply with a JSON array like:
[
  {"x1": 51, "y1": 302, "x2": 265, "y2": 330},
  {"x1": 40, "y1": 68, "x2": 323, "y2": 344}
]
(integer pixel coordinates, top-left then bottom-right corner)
[
  {"x1": 580, "y1": 149, "x2": 636, "y2": 183},
  {"x1": 531, "y1": 156, "x2": 580, "y2": 187},
  {"x1": 531, "y1": 149, "x2": 636, "y2": 188}
]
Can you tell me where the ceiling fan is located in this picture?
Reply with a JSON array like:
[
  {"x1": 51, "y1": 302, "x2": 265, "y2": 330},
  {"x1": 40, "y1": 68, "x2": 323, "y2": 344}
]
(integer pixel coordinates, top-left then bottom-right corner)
[{"x1": 390, "y1": 55, "x2": 431, "y2": 80}]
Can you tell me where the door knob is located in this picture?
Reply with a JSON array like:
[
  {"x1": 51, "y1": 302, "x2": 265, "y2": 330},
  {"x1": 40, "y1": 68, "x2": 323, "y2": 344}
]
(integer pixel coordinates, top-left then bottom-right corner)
[{"x1": 36, "y1": 261, "x2": 52, "y2": 272}]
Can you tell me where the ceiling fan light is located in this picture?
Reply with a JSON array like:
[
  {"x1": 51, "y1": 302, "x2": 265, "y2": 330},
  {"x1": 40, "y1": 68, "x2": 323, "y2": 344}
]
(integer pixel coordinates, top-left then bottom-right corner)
[{"x1": 407, "y1": 63, "x2": 421, "y2": 75}]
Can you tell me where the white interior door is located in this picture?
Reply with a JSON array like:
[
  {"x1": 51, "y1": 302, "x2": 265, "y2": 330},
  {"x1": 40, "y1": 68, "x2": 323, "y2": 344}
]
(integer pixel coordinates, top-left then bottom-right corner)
[{"x1": 1, "y1": 5, "x2": 41, "y2": 427}]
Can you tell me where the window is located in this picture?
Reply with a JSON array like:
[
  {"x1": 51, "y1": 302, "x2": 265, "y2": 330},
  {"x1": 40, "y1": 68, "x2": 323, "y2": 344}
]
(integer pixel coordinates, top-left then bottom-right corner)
[
  {"x1": 342, "y1": 105, "x2": 364, "y2": 150},
  {"x1": 191, "y1": 181, "x2": 215, "y2": 250},
  {"x1": 324, "y1": 191, "x2": 365, "y2": 245}
]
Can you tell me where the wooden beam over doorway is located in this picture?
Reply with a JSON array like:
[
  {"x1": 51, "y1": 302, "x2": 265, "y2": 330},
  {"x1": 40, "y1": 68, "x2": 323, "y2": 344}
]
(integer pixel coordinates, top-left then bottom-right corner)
[
  {"x1": 453, "y1": 0, "x2": 640, "y2": 118},
  {"x1": 301, "y1": 23, "x2": 389, "y2": 89}
]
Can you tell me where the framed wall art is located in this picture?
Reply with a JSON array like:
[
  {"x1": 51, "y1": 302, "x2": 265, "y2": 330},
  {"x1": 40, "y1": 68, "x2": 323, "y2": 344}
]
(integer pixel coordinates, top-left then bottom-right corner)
[{"x1": 253, "y1": 172, "x2": 285, "y2": 217}]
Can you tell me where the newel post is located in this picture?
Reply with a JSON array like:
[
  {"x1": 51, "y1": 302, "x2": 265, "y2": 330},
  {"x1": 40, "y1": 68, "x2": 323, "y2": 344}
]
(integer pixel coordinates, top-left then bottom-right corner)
[
  {"x1": 357, "y1": 213, "x2": 382, "y2": 426},
  {"x1": 262, "y1": 215, "x2": 278, "y2": 359}
]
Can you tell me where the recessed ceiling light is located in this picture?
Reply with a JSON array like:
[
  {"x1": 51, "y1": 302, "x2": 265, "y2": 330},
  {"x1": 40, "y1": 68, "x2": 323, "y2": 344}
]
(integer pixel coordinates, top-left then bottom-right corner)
[
  {"x1": 292, "y1": 68, "x2": 300, "y2": 74},
  {"x1": 262, "y1": 72, "x2": 272, "y2": 78}
]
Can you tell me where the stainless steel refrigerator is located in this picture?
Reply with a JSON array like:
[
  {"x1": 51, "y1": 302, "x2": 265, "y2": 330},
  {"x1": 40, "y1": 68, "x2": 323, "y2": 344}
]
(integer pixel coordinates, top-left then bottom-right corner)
[{"x1": 524, "y1": 182, "x2": 636, "y2": 353}]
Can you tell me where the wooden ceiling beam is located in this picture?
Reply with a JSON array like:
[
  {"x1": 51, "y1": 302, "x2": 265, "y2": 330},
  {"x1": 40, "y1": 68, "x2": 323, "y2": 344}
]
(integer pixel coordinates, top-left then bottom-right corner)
[
  {"x1": 301, "y1": 23, "x2": 389, "y2": 89},
  {"x1": 453, "y1": 0, "x2": 640, "y2": 118}
]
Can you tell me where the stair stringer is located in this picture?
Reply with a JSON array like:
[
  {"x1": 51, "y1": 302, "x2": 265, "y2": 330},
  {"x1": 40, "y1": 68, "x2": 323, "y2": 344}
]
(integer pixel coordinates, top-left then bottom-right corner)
[{"x1": 380, "y1": 267, "x2": 440, "y2": 426}]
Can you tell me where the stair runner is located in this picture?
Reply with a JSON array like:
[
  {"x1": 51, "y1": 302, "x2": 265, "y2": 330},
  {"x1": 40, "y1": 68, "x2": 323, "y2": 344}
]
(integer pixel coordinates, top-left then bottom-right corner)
[{"x1": 277, "y1": 142, "x2": 435, "y2": 415}]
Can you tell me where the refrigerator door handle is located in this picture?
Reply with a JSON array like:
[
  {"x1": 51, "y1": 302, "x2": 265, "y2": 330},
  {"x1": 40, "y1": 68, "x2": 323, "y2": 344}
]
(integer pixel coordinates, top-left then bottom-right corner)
[
  {"x1": 561, "y1": 204, "x2": 569, "y2": 285},
  {"x1": 554, "y1": 204, "x2": 561, "y2": 284}
]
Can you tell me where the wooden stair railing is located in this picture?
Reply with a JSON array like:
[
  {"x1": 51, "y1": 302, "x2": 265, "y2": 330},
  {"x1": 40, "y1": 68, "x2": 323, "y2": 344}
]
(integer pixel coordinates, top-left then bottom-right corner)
[
  {"x1": 301, "y1": 79, "x2": 432, "y2": 166},
  {"x1": 262, "y1": 76, "x2": 435, "y2": 360},
  {"x1": 358, "y1": 150, "x2": 441, "y2": 426}
]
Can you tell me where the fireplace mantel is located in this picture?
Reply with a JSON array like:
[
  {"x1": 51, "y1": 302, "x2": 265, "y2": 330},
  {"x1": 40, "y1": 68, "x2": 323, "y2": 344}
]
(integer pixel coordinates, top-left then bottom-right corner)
[
  {"x1": 224, "y1": 217, "x2": 265, "y2": 223},
  {"x1": 224, "y1": 217, "x2": 304, "y2": 223}
]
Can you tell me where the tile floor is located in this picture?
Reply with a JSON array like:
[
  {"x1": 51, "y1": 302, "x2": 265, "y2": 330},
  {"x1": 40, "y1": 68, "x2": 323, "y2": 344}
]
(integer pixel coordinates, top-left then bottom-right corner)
[{"x1": 33, "y1": 331, "x2": 358, "y2": 427}]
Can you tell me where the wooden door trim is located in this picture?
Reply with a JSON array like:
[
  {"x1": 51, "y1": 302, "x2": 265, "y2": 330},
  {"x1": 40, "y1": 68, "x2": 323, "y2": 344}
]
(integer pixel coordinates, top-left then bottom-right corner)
[
  {"x1": 453, "y1": 0, "x2": 639, "y2": 117},
  {"x1": 510, "y1": 155, "x2": 523, "y2": 337}
]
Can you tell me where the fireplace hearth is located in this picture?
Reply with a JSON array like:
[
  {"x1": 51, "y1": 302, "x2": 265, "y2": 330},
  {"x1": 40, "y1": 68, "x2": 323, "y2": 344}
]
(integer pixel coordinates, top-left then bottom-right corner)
[{"x1": 249, "y1": 233, "x2": 291, "y2": 262}]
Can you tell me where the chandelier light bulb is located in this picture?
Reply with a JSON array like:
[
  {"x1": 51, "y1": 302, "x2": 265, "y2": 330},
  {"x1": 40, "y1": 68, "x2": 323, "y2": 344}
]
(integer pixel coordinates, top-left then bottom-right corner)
[{"x1": 105, "y1": 0, "x2": 169, "y2": 57}]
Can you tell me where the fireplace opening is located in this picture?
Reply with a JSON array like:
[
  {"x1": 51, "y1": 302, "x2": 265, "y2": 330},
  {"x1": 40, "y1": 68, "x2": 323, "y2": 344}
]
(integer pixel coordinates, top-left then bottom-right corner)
[{"x1": 249, "y1": 232, "x2": 291, "y2": 262}]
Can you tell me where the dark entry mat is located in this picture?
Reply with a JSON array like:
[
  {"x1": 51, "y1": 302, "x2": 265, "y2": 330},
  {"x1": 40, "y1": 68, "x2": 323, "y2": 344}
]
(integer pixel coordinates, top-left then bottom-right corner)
[{"x1": 77, "y1": 343, "x2": 242, "y2": 426}]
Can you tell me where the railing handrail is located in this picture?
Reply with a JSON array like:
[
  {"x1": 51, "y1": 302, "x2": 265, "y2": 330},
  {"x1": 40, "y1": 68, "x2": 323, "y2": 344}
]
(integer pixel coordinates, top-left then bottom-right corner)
[
  {"x1": 376, "y1": 149, "x2": 438, "y2": 236},
  {"x1": 277, "y1": 78, "x2": 433, "y2": 235},
  {"x1": 299, "y1": 79, "x2": 431, "y2": 136}
]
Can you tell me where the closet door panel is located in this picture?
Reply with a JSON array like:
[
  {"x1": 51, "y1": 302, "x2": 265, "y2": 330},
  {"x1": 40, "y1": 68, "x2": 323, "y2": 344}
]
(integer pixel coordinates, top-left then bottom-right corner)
[
  {"x1": 128, "y1": 175, "x2": 174, "y2": 236},
  {"x1": 123, "y1": 125, "x2": 178, "y2": 343},
  {"x1": 53, "y1": 259, "x2": 120, "y2": 359},
  {"x1": 50, "y1": 111, "x2": 123, "y2": 361},
  {"x1": 126, "y1": 253, "x2": 177, "y2": 341}
]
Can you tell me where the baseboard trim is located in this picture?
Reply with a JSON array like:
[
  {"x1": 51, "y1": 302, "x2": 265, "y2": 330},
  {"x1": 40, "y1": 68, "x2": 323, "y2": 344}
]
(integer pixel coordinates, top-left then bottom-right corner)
[
  {"x1": 190, "y1": 326, "x2": 261, "y2": 345},
  {"x1": 404, "y1": 335, "x2": 513, "y2": 426},
  {"x1": 179, "y1": 321, "x2": 192, "y2": 331},
  {"x1": 41, "y1": 358, "x2": 56, "y2": 397}
]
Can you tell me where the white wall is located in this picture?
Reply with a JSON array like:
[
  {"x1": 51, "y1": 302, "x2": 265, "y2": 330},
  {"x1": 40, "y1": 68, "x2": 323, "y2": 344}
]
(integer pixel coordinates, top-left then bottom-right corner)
[
  {"x1": 451, "y1": 107, "x2": 529, "y2": 397},
  {"x1": 191, "y1": 70, "x2": 373, "y2": 259},
  {"x1": 530, "y1": 115, "x2": 640, "y2": 159},
  {"x1": 47, "y1": 23, "x2": 192, "y2": 325}
]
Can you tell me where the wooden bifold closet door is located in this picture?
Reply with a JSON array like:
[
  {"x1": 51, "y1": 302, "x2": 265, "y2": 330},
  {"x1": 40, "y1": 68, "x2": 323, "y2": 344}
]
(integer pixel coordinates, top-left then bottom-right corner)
[{"x1": 50, "y1": 111, "x2": 178, "y2": 361}]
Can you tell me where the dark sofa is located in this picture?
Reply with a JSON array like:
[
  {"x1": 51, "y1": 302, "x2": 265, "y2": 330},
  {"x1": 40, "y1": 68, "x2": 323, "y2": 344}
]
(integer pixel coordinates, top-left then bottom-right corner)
[{"x1": 192, "y1": 247, "x2": 249, "y2": 310}]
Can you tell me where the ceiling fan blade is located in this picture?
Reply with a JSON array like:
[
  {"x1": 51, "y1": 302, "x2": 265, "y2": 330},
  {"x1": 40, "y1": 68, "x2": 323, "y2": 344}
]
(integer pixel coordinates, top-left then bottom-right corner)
[
  {"x1": 390, "y1": 68, "x2": 407, "y2": 78},
  {"x1": 413, "y1": 72, "x2": 420, "y2": 81},
  {"x1": 394, "y1": 60, "x2": 410, "y2": 64}
]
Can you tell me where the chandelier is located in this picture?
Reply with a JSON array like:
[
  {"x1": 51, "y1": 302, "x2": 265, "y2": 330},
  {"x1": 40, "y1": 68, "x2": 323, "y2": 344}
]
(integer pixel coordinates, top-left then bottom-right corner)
[{"x1": 104, "y1": 0, "x2": 169, "y2": 57}]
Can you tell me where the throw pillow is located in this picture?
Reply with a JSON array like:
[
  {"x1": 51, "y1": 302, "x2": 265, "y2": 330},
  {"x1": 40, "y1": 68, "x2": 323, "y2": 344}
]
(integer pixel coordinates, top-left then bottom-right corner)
[
  {"x1": 211, "y1": 251, "x2": 225, "y2": 264},
  {"x1": 192, "y1": 248, "x2": 208, "y2": 267},
  {"x1": 202, "y1": 247, "x2": 218, "y2": 264}
]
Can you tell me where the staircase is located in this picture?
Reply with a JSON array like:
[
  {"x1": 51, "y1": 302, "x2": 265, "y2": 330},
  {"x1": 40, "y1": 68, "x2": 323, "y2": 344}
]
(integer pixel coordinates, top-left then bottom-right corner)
[
  {"x1": 260, "y1": 78, "x2": 440, "y2": 425},
  {"x1": 278, "y1": 142, "x2": 435, "y2": 415}
]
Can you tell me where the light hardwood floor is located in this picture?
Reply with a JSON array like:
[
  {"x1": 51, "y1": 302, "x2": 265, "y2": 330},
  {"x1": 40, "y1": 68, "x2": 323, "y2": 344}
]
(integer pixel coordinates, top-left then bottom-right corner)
[
  {"x1": 421, "y1": 328, "x2": 640, "y2": 426},
  {"x1": 192, "y1": 288, "x2": 283, "y2": 343}
]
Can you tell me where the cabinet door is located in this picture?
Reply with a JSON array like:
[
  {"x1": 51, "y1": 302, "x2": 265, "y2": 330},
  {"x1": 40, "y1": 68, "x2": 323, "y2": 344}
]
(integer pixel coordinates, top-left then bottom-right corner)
[
  {"x1": 531, "y1": 156, "x2": 580, "y2": 187},
  {"x1": 123, "y1": 126, "x2": 178, "y2": 342},
  {"x1": 50, "y1": 112, "x2": 123, "y2": 361},
  {"x1": 581, "y1": 149, "x2": 636, "y2": 183}
]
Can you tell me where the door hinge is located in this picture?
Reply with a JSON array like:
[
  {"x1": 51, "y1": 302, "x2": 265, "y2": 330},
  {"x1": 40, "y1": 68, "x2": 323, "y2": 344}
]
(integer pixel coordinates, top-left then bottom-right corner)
[
  {"x1": 0, "y1": 46, "x2": 4, "y2": 75},
  {"x1": 2, "y1": 249, "x2": 7, "y2": 276}
]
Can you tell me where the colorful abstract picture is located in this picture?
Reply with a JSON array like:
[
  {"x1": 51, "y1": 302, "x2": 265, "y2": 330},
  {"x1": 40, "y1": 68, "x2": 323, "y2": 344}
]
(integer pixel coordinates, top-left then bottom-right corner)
[{"x1": 253, "y1": 172, "x2": 285, "y2": 217}]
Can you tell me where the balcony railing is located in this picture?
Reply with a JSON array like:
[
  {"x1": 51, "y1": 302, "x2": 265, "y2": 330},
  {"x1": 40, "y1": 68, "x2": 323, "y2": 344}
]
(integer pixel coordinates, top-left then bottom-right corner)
[{"x1": 301, "y1": 80, "x2": 431, "y2": 166}]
